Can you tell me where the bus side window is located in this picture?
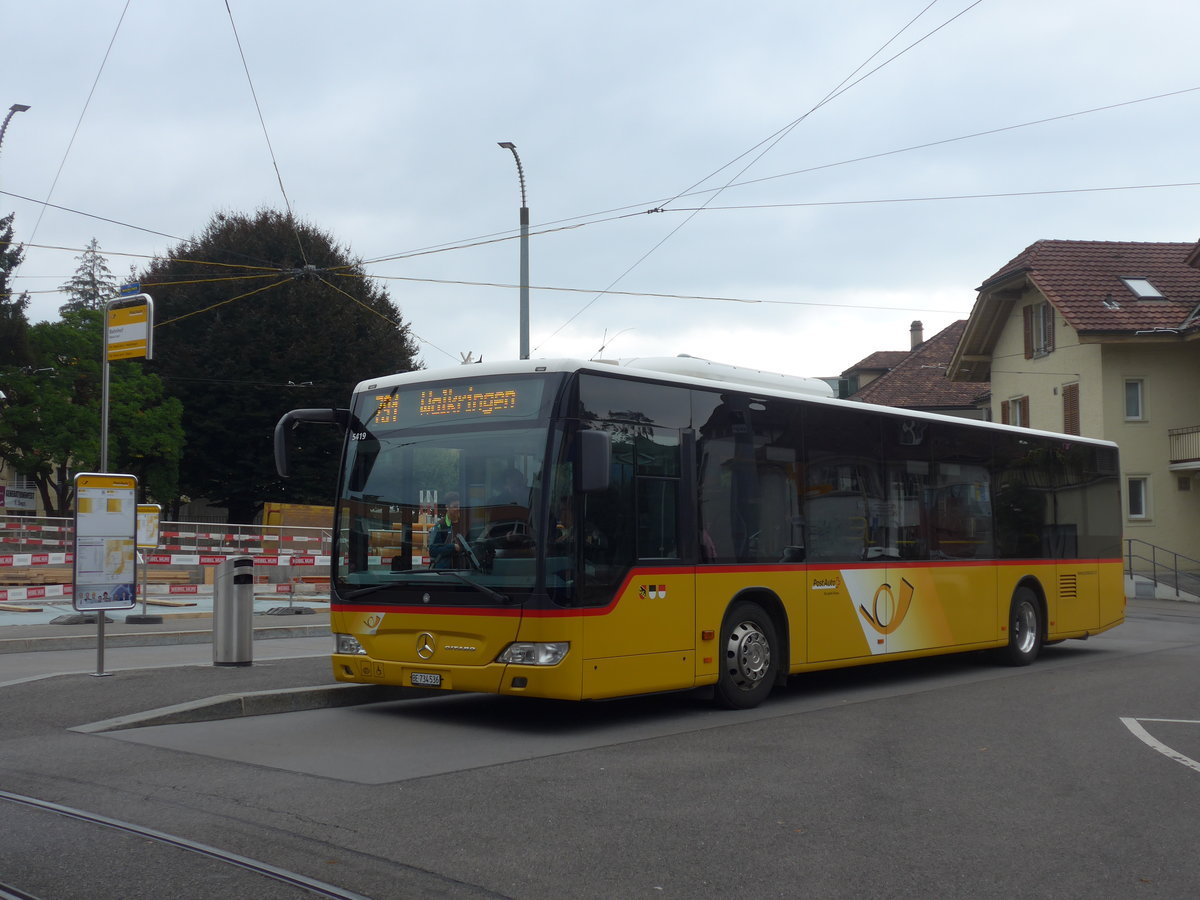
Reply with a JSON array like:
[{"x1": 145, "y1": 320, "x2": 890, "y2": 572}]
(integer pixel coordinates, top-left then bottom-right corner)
[
  {"x1": 577, "y1": 432, "x2": 636, "y2": 606},
  {"x1": 804, "y1": 406, "x2": 885, "y2": 563},
  {"x1": 637, "y1": 477, "x2": 678, "y2": 559}
]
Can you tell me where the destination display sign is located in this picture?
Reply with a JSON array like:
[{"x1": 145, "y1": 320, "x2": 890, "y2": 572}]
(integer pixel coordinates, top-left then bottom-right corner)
[{"x1": 358, "y1": 376, "x2": 550, "y2": 430}]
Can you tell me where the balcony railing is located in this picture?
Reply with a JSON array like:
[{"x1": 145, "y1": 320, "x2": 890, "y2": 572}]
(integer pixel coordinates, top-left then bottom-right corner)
[{"x1": 1169, "y1": 425, "x2": 1200, "y2": 468}]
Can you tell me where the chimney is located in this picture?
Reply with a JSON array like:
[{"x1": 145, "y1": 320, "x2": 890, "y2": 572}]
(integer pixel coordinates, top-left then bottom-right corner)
[{"x1": 910, "y1": 320, "x2": 924, "y2": 349}]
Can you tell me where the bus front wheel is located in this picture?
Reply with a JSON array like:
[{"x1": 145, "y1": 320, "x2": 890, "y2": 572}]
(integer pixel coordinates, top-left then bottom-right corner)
[
  {"x1": 715, "y1": 601, "x2": 778, "y2": 709},
  {"x1": 1000, "y1": 587, "x2": 1042, "y2": 667}
]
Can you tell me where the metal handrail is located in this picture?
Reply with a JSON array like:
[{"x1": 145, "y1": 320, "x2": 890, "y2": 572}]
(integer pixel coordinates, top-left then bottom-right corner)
[{"x1": 1125, "y1": 538, "x2": 1200, "y2": 599}]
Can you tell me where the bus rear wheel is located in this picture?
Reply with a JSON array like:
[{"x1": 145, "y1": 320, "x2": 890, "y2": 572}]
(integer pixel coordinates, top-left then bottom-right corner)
[
  {"x1": 1000, "y1": 587, "x2": 1042, "y2": 667},
  {"x1": 715, "y1": 601, "x2": 778, "y2": 709}
]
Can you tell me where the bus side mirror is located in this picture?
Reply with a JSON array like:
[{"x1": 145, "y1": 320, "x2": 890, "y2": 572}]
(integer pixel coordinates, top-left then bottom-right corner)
[
  {"x1": 274, "y1": 408, "x2": 351, "y2": 478},
  {"x1": 579, "y1": 429, "x2": 611, "y2": 493}
]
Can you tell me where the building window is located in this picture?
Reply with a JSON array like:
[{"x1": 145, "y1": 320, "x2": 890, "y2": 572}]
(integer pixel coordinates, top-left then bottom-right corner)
[
  {"x1": 1124, "y1": 379, "x2": 1145, "y2": 421},
  {"x1": 1023, "y1": 303, "x2": 1055, "y2": 359},
  {"x1": 1062, "y1": 383, "x2": 1080, "y2": 435},
  {"x1": 1120, "y1": 277, "x2": 1166, "y2": 300},
  {"x1": 1127, "y1": 476, "x2": 1150, "y2": 520},
  {"x1": 1001, "y1": 396, "x2": 1030, "y2": 428}
]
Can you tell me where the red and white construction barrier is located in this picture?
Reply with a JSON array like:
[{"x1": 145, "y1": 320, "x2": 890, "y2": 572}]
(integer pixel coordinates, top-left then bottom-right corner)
[
  {"x1": 1, "y1": 552, "x2": 73, "y2": 567},
  {"x1": 0, "y1": 584, "x2": 73, "y2": 603}
]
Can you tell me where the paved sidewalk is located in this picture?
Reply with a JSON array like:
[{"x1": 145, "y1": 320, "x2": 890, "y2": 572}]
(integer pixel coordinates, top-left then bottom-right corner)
[
  {"x1": 0, "y1": 611, "x2": 332, "y2": 686},
  {"x1": 0, "y1": 609, "x2": 420, "y2": 736}
]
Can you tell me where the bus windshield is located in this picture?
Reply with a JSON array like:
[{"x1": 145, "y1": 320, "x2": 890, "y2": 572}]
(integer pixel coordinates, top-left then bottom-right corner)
[{"x1": 334, "y1": 373, "x2": 568, "y2": 602}]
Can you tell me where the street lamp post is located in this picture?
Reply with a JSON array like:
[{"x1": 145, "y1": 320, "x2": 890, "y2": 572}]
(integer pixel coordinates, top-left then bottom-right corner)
[
  {"x1": 0, "y1": 104, "x2": 31, "y2": 159},
  {"x1": 497, "y1": 141, "x2": 530, "y2": 360}
]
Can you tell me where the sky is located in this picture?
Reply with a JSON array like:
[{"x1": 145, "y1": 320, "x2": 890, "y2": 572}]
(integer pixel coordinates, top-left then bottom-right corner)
[{"x1": 3, "y1": 1, "x2": 1199, "y2": 382}]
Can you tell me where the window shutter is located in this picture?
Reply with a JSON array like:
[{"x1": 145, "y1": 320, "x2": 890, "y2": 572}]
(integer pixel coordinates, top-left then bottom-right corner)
[
  {"x1": 1019, "y1": 396, "x2": 1031, "y2": 428},
  {"x1": 1063, "y1": 383, "x2": 1080, "y2": 435},
  {"x1": 1023, "y1": 306, "x2": 1034, "y2": 359},
  {"x1": 1001, "y1": 400, "x2": 1011, "y2": 424},
  {"x1": 1043, "y1": 304, "x2": 1055, "y2": 353}
]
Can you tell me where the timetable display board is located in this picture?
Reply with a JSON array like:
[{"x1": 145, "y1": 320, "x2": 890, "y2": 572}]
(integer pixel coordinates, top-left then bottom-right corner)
[
  {"x1": 106, "y1": 295, "x2": 153, "y2": 361},
  {"x1": 72, "y1": 473, "x2": 139, "y2": 611}
]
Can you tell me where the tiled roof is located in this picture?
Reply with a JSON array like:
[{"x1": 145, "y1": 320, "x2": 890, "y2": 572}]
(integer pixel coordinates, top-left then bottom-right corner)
[
  {"x1": 981, "y1": 240, "x2": 1200, "y2": 334},
  {"x1": 850, "y1": 321, "x2": 989, "y2": 409},
  {"x1": 841, "y1": 350, "x2": 909, "y2": 376}
]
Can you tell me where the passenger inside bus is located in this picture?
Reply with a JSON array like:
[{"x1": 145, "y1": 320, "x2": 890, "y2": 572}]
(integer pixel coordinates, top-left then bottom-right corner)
[
  {"x1": 490, "y1": 468, "x2": 529, "y2": 506},
  {"x1": 428, "y1": 493, "x2": 463, "y2": 568}
]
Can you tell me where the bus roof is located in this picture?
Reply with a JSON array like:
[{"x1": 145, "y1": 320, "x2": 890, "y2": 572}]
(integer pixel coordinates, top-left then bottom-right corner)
[{"x1": 354, "y1": 357, "x2": 1118, "y2": 450}]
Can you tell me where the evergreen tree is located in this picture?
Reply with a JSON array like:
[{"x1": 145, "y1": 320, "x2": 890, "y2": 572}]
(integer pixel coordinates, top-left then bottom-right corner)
[
  {"x1": 138, "y1": 208, "x2": 421, "y2": 523},
  {"x1": 59, "y1": 237, "x2": 118, "y2": 313},
  {"x1": 0, "y1": 212, "x2": 33, "y2": 369}
]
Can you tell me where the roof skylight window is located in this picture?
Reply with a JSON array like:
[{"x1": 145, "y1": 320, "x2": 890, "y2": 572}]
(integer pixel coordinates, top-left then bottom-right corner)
[{"x1": 1120, "y1": 277, "x2": 1166, "y2": 300}]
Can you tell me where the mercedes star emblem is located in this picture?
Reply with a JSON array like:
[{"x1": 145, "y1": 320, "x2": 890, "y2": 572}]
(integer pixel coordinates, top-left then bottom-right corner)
[{"x1": 416, "y1": 632, "x2": 436, "y2": 659}]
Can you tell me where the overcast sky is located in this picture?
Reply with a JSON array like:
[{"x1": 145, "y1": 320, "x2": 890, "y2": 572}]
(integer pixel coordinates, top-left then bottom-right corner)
[{"x1": 4, "y1": 1, "x2": 1199, "y2": 380}]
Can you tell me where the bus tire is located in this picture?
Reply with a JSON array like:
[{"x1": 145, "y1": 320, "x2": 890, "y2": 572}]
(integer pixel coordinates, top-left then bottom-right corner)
[
  {"x1": 715, "y1": 601, "x2": 778, "y2": 709},
  {"x1": 1000, "y1": 587, "x2": 1042, "y2": 667}
]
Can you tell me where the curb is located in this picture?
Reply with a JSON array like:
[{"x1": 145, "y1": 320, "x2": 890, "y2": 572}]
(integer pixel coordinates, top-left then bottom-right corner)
[{"x1": 71, "y1": 683, "x2": 425, "y2": 733}]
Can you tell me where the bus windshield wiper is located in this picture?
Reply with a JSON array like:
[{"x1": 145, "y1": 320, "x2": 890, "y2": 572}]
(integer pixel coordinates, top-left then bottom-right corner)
[
  {"x1": 341, "y1": 573, "x2": 511, "y2": 604},
  {"x1": 435, "y1": 570, "x2": 512, "y2": 604},
  {"x1": 342, "y1": 583, "x2": 402, "y2": 601}
]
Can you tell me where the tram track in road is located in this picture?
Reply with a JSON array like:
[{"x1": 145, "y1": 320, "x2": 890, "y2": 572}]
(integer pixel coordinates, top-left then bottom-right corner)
[
  {"x1": 0, "y1": 878, "x2": 44, "y2": 900},
  {"x1": 0, "y1": 789, "x2": 371, "y2": 900}
]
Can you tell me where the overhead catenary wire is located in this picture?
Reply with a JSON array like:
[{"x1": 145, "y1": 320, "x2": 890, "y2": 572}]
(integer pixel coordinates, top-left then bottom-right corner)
[
  {"x1": 317, "y1": 275, "x2": 456, "y2": 362},
  {"x1": 651, "y1": 0, "x2": 946, "y2": 211},
  {"x1": 664, "y1": 180, "x2": 1200, "y2": 213},
  {"x1": 352, "y1": 271, "x2": 969, "y2": 314},
  {"x1": 8, "y1": 0, "x2": 132, "y2": 291},
  {"x1": 534, "y1": 0, "x2": 989, "y2": 351},
  {"x1": 5, "y1": 79, "x2": 1194, "y2": 293},
  {"x1": 154, "y1": 278, "x2": 292, "y2": 328},
  {"x1": 5, "y1": 16, "x2": 1194, "y2": 366},
  {"x1": 223, "y1": 0, "x2": 308, "y2": 266},
  {"x1": 305, "y1": 82, "x2": 1200, "y2": 271},
  {"x1": 0, "y1": 190, "x2": 329, "y2": 278},
  {"x1": 5, "y1": 173, "x2": 1195, "y2": 313}
]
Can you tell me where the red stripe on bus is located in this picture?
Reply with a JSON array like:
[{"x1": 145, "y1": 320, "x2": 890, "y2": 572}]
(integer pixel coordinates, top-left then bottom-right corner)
[{"x1": 330, "y1": 557, "x2": 1123, "y2": 620}]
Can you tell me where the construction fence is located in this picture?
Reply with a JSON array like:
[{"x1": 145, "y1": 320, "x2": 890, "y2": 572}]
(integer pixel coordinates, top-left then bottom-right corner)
[{"x1": 0, "y1": 514, "x2": 331, "y2": 609}]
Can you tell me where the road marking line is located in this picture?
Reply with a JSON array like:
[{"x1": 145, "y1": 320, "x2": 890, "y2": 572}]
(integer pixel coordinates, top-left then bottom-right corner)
[{"x1": 1120, "y1": 717, "x2": 1200, "y2": 774}]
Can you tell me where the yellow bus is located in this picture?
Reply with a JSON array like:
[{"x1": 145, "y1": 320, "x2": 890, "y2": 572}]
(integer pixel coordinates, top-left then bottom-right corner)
[{"x1": 275, "y1": 356, "x2": 1124, "y2": 709}]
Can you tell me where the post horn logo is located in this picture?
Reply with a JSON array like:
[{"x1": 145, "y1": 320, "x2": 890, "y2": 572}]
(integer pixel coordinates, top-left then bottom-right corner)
[{"x1": 859, "y1": 578, "x2": 915, "y2": 635}]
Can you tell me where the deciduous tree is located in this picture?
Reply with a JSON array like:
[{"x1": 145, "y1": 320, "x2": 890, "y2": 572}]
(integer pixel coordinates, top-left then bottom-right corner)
[
  {"x1": 0, "y1": 309, "x2": 184, "y2": 514},
  {"x1": 138, "y1": 209, "x2": 420, "y2": 523}
]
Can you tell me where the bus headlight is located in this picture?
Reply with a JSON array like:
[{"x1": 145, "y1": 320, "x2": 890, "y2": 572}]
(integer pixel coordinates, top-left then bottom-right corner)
[
  {"x1": 497, "y1": 642, "x2": 570, "y2": 666},
  {"x1": 335, "y1": 633, "x2": 367, "y2": 655}
]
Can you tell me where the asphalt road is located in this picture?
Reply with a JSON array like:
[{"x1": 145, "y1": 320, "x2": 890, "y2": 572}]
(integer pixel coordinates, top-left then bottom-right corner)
[{"x1": 1, "y1": 598, "x2": 1198, "y2": 899}]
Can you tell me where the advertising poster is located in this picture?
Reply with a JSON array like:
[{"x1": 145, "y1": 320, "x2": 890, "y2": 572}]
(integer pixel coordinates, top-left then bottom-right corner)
[{"x1": 73, "y1": 473, "x2": 138, "y2": 611}]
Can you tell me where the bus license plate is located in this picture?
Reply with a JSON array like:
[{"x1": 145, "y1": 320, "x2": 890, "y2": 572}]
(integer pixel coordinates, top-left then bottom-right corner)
[{"x1": 411, "y1": 672, "x2": 441, "y2": 687}]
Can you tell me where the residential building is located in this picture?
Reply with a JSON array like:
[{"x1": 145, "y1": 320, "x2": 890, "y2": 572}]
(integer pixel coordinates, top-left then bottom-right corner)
[
  {"x1": 837, "y1": 324, "x2": 913, "y2": 399},
  {"x1": 948, "y1": 239, "x2": 1200, "y2": 564},
  {"x1": 848, "y1": 319, "x2": 989, "y2": 418}
]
